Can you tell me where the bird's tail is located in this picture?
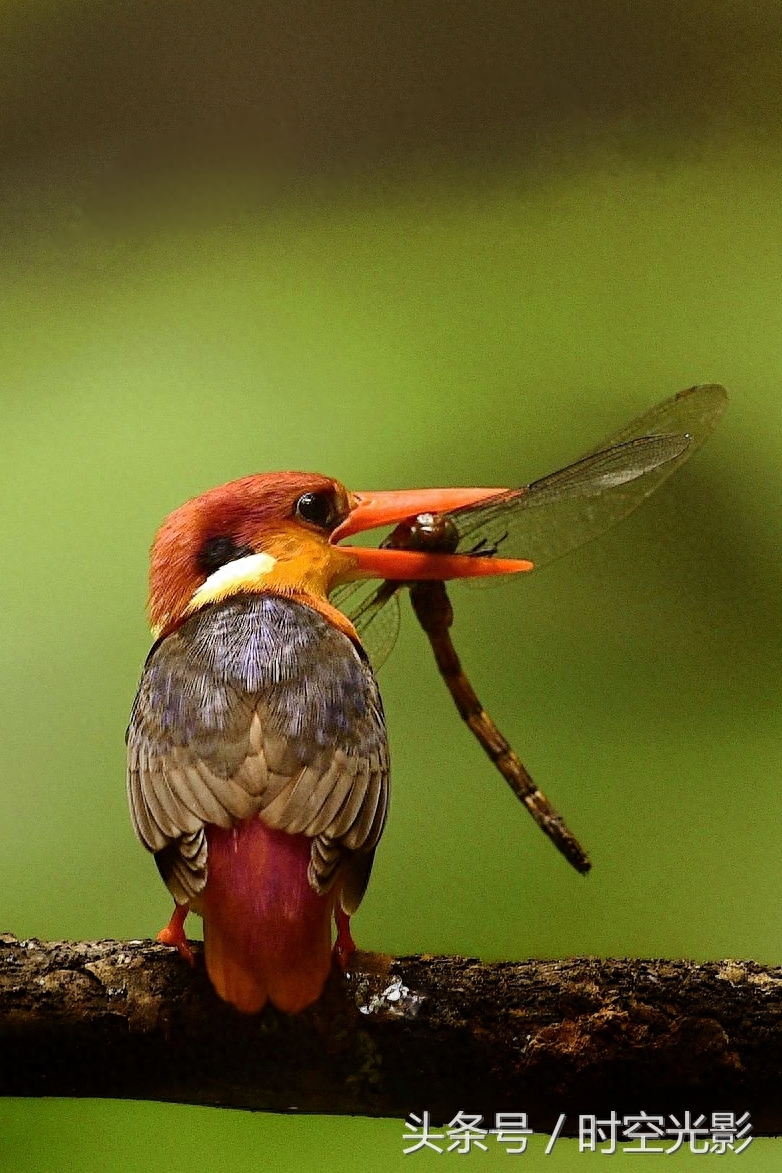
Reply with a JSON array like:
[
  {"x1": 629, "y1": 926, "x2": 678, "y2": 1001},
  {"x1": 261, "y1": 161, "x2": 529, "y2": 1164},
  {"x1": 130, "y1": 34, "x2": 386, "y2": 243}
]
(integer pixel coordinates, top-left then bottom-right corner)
[{"x1": 201, "y1": 819, "x2": 335, "y2": 1013}]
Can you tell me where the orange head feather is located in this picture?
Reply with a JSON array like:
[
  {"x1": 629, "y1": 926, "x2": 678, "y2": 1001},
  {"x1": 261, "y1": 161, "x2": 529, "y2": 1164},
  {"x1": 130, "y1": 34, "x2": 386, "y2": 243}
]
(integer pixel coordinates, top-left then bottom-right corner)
[{"x1": 148, "y1": 472, "x2": 358, "y2": 640}]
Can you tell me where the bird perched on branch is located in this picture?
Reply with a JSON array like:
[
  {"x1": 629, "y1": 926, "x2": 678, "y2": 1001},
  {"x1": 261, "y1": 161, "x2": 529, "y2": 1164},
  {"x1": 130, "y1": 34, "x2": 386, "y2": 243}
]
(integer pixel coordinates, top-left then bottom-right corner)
[{"x1": 127, "y1": 472, "x2": 527, "y2": 1013}]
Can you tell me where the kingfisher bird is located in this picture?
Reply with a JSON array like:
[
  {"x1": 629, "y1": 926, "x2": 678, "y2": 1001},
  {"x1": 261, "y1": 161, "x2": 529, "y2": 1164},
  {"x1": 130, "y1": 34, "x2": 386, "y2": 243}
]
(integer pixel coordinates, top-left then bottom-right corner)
[{"x1": 127, "y1": 471, "x2": 528, "y2": 1013}]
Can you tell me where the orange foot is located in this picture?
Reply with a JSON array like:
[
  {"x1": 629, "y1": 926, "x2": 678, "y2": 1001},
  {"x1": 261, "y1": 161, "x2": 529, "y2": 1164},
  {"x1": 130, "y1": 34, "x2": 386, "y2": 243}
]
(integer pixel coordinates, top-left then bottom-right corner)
[
  {"x1": 333, "y1": 906, "x2": 356, "y2": 972},
  {"x1": 157, "y1": 903, "x2": 195, "y2": 966}
]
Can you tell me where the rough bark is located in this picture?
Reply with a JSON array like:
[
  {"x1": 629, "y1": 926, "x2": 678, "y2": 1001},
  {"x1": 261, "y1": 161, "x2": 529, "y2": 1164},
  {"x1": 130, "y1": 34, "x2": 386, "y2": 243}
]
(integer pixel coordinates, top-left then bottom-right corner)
[{"x1": 1, "y1": 934, "x2": 781, "y2": 1135}]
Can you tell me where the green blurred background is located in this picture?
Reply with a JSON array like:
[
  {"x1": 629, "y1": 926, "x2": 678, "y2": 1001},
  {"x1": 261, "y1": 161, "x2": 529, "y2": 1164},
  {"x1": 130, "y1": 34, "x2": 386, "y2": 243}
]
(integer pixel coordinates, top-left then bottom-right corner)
[{"x1": 1, "y1": 2, "x2": 781, "y2": 1168}]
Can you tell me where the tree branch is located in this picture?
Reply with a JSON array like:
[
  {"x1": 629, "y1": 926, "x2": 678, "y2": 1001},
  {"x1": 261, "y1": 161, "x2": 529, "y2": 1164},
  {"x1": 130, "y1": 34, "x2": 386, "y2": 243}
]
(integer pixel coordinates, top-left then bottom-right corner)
[{"x1": 1, "y1": 934, "x2": 781, "y2": 1134}]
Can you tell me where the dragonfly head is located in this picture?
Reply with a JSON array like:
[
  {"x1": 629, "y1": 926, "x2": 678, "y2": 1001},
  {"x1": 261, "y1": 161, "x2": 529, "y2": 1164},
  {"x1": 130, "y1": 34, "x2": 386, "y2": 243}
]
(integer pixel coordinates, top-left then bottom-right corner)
[{"x1": 382, "y1": 512, "x2": 461, "y2": 556}]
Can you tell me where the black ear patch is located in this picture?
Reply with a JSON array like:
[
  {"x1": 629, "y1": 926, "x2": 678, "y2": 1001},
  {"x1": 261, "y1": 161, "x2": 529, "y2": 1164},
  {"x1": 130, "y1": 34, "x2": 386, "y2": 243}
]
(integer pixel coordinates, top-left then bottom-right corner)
[{"x1": 197, "y1": 535, "x2": 255, "y2": 576}]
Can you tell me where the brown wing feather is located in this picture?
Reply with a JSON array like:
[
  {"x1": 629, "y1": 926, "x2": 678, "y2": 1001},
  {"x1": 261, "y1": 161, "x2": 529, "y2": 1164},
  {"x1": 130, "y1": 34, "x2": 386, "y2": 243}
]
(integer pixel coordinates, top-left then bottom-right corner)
[
  {"x1": 127, "y1": 595, "x2": 389, "y2": 905},
  {"x1": 340, "y1": 848, "x2": 377, "y2": 916}
]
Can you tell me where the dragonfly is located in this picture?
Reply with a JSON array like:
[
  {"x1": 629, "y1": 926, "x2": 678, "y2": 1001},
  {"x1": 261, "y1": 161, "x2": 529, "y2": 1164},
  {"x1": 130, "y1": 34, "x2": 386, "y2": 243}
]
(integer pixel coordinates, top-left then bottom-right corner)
[{"x1": 332, "y1": 382, "x2": 728, "y2": 873}]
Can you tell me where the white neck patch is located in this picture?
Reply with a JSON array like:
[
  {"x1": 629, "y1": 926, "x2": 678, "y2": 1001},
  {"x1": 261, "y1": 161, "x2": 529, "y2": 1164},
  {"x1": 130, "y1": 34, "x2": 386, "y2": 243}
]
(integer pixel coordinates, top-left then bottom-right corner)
[{"x1": 188, "y1": 551, "x2": 278, "y2": 610}]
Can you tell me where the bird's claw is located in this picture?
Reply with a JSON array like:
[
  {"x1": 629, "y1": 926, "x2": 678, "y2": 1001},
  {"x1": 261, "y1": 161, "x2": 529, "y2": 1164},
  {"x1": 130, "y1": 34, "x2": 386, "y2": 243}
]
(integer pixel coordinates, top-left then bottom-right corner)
[
  {"x1": 157, "y1": 903, "x2": 196, "y2": 967},
  {"x1": 333, "y1": 906, "x2": 356, "y2": 972}
]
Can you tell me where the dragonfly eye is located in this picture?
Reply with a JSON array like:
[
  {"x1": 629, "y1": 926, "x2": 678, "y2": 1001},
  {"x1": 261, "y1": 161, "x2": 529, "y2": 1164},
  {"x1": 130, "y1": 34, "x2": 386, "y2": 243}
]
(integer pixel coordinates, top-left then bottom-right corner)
[{"x1": 383, "y1": 512, "x2": 460, "y2": 554}]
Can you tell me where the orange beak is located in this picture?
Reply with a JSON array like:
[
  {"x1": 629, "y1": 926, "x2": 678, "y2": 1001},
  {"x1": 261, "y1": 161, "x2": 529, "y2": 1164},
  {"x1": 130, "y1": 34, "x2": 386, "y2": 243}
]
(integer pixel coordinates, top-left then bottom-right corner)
[{"x1": 330, "y1": 487, "x2": 533, "y2": 580}]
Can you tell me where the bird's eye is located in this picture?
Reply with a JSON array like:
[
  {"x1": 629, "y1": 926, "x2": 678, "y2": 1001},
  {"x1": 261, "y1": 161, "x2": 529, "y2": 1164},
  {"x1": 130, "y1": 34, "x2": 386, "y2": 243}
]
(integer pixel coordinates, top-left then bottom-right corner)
[
  {"x1": 197, "y1": 535, "x2": 254, "y2": 576},
  {"x1": 294, "y1": 490, "x2": 341, "y2": 531}
]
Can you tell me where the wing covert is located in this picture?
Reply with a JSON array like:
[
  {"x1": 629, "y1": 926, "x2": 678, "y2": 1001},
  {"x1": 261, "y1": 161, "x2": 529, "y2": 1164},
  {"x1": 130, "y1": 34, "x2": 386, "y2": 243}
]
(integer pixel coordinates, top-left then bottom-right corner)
[{"x1": 127, "y1": 594, "x2": 389, "y2": 904}]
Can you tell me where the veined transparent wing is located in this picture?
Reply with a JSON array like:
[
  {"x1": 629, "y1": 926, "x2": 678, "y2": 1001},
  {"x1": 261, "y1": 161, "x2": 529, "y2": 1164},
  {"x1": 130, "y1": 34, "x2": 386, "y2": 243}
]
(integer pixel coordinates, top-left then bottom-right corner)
[
  {"x1": 450, "y1": 383, "x2": 727, "y2": 569},
  {"x1": 330, "y1": 579, "x2": 403, "y2": 671}
]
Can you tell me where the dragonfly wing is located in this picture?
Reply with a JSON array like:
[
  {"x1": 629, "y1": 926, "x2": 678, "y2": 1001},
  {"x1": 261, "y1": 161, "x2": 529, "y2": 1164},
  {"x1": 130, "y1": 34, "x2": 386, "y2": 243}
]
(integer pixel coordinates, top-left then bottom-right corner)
[
  {"x1": 587, "y1": 381, "x2": 728, "y2": 453},
  {"x1": 330, "y1": 580, "x2": 403, "y2": 671},
  {"x1": 451, "y1": 383, "x2": 727, "y2": 569}
]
